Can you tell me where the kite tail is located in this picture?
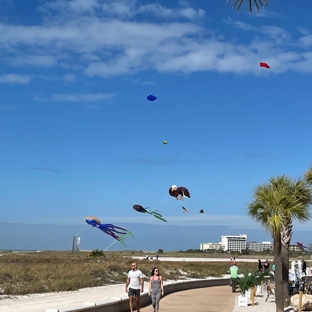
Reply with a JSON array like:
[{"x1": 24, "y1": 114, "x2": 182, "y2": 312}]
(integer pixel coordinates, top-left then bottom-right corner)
[
  {"x1": 149, "y1": 210, "x2": 167, "y2": 223},
  {"x1": 116, "y1": 231, "x2": 134, "y2": 247},
  {"x1": 113, "y1": 226, "x2": 134, "y2": 237}
]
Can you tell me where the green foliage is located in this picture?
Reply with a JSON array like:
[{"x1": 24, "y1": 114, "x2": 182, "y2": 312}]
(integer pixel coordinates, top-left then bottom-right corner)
[
  {"x1": 232, "y1": 269, "x2": 258, "y2": 296},
  {"x1": 254, "y1": 270, "x2": 274, "y2": 282},
  {"x1": 89, "y1": 249, "x2": 105, "y2": 257},
  {"x1": 305, "y1": 164, "x2": 312, "y2": 185},
  {"x1": 157, "y1": 249, "x2": 164, "y2": 254}
]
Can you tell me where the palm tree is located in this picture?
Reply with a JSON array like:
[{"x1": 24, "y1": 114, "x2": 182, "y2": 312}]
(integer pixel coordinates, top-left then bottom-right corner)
[
  {"x1": 304, "y1": 164, "x2": 312, "y2": 184},
  {"x1": 226, "y1": 0, "x2": 268, "y2": 13},
  {"x1": 248, "y1": 175, "x2": 312, "y2": 312},
  {"x1": 281, "y1": 178, "x2": 311, "y2": 305}
]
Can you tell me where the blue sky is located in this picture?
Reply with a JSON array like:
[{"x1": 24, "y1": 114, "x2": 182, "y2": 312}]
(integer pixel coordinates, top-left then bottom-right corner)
[{"x1": 1, "y1": 0, "x2": 312, "y2": 249}]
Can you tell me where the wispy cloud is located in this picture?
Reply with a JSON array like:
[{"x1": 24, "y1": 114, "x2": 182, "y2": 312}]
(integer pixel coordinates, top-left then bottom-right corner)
[
  {"x1": 0, "y1": 105, "x2": 15, "y2": 111},
  {"x1": 224, "y1": 18, "x2": 290, "y2": 41},
  {"x1": 31, "y1": 167, "x2": 60, "y2": 173},
  {"x1": 123, "y1": 158, "x2": 177, "y2": 166},
  {"x1": 0, "y1": 74, "x2": 32, "y2": 84},
  {"x1": 40, "y1": 0, "x2": 205, "y2": 20},
  {"x1": 131, "y1": 79, "x2": 156, "y2": 85},
  {"x1": 62, "y1": 74, "x2": 76, "y2": 82},
  {"x1": 34, "y1": 93, "x2": 115, "y2": 102}
]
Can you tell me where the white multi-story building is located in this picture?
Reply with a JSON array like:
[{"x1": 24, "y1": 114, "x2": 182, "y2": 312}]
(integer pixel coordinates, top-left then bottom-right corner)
[
  {"x1": 200, "y1": 242, "x2": 222, "y2": 251},
  {"x1": 221, "y1": 234, "x2": 247, "y2": 252},
  {"x1": 247, "y1": 241, "x2": 273, "y2": 252}
]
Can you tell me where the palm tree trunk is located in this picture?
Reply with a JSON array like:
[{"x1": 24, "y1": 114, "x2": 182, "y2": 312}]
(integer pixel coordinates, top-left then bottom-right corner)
[
  {"x1": 282, "y1": 244, "x2": 290, "y2": 307},
  {"x1": 281, "y1": 221, "x2": 292, "y2": 307},
  {"x1": 274, "y1": 235, "x2": 284, "y2": 312}
]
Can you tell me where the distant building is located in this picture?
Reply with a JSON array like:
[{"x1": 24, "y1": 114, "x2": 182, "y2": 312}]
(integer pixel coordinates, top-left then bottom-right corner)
[
  {"x1": 247, "y1": 241, "x2": 273, "y2": 252},
  {"x1": 200, "y1": 242, "x2": 222, "y2": 251},
  {"x1": 221, "y1": 234, "x2": 247, "y2": 252},
  {"x1": 289, "y1": 244, "x2": 305, "y2": 252}
]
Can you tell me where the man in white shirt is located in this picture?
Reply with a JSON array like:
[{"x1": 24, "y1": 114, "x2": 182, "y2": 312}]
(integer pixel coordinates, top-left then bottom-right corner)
[{"x1": 125, "y1": 262, "x2": 144, "y2": 312}]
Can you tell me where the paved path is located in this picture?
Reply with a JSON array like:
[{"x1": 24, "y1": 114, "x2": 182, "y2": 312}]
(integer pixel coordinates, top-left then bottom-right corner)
[{"x1": 140, "y1": 285, "x2": 237, "y2": 312}]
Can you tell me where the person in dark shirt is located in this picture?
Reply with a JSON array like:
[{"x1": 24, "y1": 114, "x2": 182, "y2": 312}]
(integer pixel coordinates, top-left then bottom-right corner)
[
  {"x1": 302, "y1": 260, "x2": 307, "y2": 275},
  {"x1": 258, "y1": 259, "x2": 263, "y2": 272}
]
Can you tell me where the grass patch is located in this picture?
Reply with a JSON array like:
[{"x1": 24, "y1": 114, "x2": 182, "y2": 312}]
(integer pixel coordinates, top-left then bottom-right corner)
[{"x1": 0, "y1": 251, "x2": 259, "y2": 295}]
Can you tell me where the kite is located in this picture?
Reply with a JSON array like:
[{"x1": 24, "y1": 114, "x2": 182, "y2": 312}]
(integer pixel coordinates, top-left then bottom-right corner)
[
  {"x1": 260, "y1": 62, "x2": 270, "y2": 69},
  {"x1": 169, "y1": 185, "x2": 191, "y2": 201},
  {"x1": 147, "y1": 94, "x2": 157, "y2": 101},
  {"x1": 182, "y1": 206, "x2": 189, "y2": 213},
  {"x1": 85, "y1": 216, "x2": 133, "y2": 246},
  {"x1": 296, "y1": 242, "x2": 308, "y2": 250},
  {"x1": 199, "y1": 209, "x2": 204, "y2": 214},
  {"x1": 133, "y1": 205, "x2": 167, "y2": 222},
  {"x1": 162, "y1": 140, "x2": 168, "y2": 145}
]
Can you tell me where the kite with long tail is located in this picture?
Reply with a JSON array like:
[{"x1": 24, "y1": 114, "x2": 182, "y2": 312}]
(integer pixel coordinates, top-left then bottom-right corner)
[
  {"x1": 85, "y1": 216, "x2": 133, "y2": 247},
  {"x1": 133, "y1": 205, "x2": 167, "y2": 222}
]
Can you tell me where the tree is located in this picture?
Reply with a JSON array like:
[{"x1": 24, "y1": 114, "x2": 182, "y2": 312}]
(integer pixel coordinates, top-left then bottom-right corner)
[
  {"x1": 226, "y1": 0, "x2": 268, "y2": 13},
  {"x1": 248, "y1": 175, "x2": 312, "y2": 312},
  {"x1": 279, "y1": 178, "x2": 312, "y2": 305}
]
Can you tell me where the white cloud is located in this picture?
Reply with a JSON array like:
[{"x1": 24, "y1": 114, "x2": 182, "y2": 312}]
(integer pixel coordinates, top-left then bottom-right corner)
[
  {"x1": 224, "y1": 18, "x2": 290, "y2": 41},
  {"x1": 0, "y1": 0, "x2": 311, "y2": 78},
  {"x1": 62, "y1": 74, "x2": 76, "y2": 82},
  {"x1": 35, "y1": 92, "x2": 115, "y2": 102},
  {"x1": 0, "y1": 74, "x2": 32, "y2": 84},
  {"x1": 299, "y1": 35, "x2": 312, "y2": 47},
  {"x1": 9, "y1": 55, "x2": 58, "y2": 67}
]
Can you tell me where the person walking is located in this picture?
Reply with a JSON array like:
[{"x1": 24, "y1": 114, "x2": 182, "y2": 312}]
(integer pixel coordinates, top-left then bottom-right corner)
[
  {"x1": 258, "y1": 259, "x2": 263, "y2": 272},
  {"x1": 148, "y1": 267, "x2": 164, "y2": 312},
  {"x1": 230, "y1": 261, "x2": 239, "y2": 289},
  {"x1": 272, "y1": 262, "x2": 276, "y2": 276},
  {"x1": 263, "y1": 259, "x2": 270, "y2": 272},
  {"x1": 125, "y1": 262, "x2": 144, "y2": 312},
  {"x1": 302, "y1": 260, "x2": 307, "y2": 275}
]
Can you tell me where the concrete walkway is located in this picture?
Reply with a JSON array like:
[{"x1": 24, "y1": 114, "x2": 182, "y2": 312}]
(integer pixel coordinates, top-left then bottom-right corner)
[{"x1": 140, "y1": 285, "x2": 237, "y2": 312}]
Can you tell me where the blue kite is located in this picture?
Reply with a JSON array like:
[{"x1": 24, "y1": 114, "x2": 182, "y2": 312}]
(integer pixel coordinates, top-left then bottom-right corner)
[{"x1": 147, "y1": 94, "x2": 157, "y2": 101}]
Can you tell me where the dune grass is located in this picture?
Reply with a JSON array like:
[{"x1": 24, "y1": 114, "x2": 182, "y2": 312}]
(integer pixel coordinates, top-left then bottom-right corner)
[{"x1": 0, "y1": 251, "x2": 259, "y2": 295}]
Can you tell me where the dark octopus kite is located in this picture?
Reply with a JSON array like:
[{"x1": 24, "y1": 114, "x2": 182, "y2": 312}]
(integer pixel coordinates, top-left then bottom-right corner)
[
  {"x1": 169, "y1": 185, "x2": 191, "y2": 201},
  {"x1": 133, "y1": 205, "x2": 167, "y2": 222},
  {"x1": 85, "y1": 216, "x2": 133, "y2": 246}
]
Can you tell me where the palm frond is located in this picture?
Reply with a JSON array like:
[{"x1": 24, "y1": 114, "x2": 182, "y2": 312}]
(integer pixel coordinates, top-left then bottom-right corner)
[
  {"x1": 304, "y1": 164, "x2": 312, "y2": 185},
  {"x1": 247, "y1": 175, "x2": 312, "y2": 238},
  {"x1": 226, "y1": 0, "x2": 269, "y2": 13}
]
